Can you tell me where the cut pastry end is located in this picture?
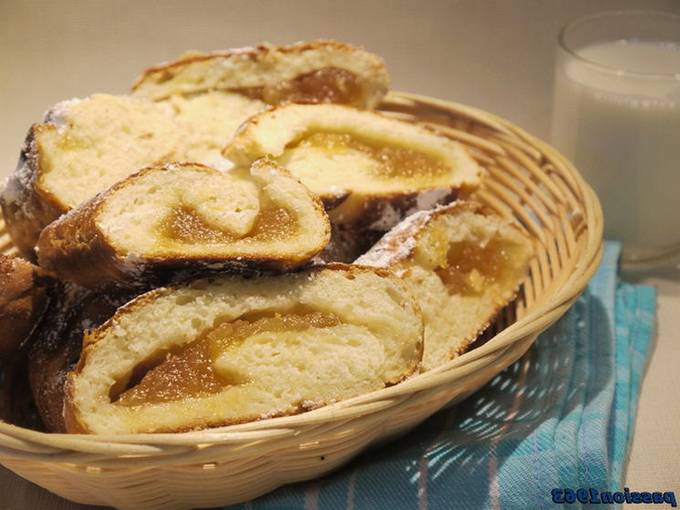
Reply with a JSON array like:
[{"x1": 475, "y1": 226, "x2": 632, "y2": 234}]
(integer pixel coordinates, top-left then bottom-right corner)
[
  {"x1": 0, "y1": 94, "x2": 185, "y2": 255},
  {"x1": 224, "y1": 104, "x2": 482, "y2": 225},
  {"x1": 132, "y1": 40, "x2": 390, "y2": 109},
  {"x1": 36, "y1": 160, "x2": 331, "y2": 289},
  {"x1": 32, "y1": 93, "x2": 249, "y2": 212},
  {"x1": 0, "y1": 92, "x2": 259, "y2": 256},
  {"x1": 356, "y1": 202, "x2": 534, "y2": 371},
  {"x1": 35, "y1": 94, "x2": 184, "y2": 214},
  {"x1": 64, "y1": 265, "x2": 423, "y2": 434},
  {"x1": 0, "y1": 255, "x2": 52, "y2": 357}
]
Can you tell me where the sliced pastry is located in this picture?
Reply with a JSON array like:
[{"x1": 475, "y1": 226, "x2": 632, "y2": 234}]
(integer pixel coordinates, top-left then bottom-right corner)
[
  {"x1": 132, "y1": 40, "x2": 389, "y2": 109},
  {"x1": 37, "y1": 160, "x2": 330, "y2": 290},
  {"x1": 27, "y1": 285, "x2": 131, "y2": 432},
  {"x1": 64, "y1": 265, "x2": 423, "y2": 434},
  {"x1": 0, "y1": 254, "x2": 53, "y2": 356},
  {"x1": 356, "y1": 202, "x2": 533, "y2": 371},
  {"x1": 132, "y1": 40, "x2": 390, "y2": 167},
  {"x1": 2, "y1": 40, "x2": 389, "y2": 257},
  {"x1": 0, "y1": 94, "x2": 185, "y2": 256},
  {"x1": 224, "y1": 103, "x2": 482, "y2": 260}
]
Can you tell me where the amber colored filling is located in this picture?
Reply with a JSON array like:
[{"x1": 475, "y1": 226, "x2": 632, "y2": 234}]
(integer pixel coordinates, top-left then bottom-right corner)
[
  {"x1": 265, "y1": 67, "x2": 362, "y2": 105},
  {"x1": 114, "y1": 311, "x2": 341, "y2": 406},
  {"x1": 232, "y1": 67, "x2": 362, "y2": 106},
  {"x1": 157, "y1": 203, "x2": 298, "y2": 244},
  {"x1": 435, "y1": 238, "x2": 510, "y2": 296},
  {"x1": 292, "y1": 132, "x2": 451, "y2": 180}
]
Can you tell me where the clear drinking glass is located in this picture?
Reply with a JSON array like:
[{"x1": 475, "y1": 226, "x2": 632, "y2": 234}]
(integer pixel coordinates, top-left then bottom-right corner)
[{"x1": 551, "y1": 11, "x2": 680, "y2": 269}]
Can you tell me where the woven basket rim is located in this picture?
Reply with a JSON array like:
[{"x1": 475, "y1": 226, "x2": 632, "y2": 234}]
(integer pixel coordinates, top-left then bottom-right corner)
[{"x1": 0, "y1": 91, "x2": 604, "y2": 454}]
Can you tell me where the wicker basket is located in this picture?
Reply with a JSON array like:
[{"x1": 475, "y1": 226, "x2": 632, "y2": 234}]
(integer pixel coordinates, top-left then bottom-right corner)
[{"x1": 0, "y1": 92, "x2": 603, "y2": 510}]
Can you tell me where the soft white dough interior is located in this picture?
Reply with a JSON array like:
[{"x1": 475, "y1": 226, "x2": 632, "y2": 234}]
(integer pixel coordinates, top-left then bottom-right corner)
[
  {"x1": 95, "y1": 163, "x2": 327, "y2": 258},
  {"x1": 69, "y1": 269, "x2": 422, "y2": 434},
  {"x1": 181, "y1": 178, "x2": 260, "y2": 236},
  {"x1": 215, "y1": 324, "x2": 388, "y2": 404},
  {"x1": 166, "y1": 91, "x2": 267, "y2": 165},
  {"x1": 38, "y1": 93, "x2": 266, "y2": 211},
  {"x1": 39, "y1": 95, "x2": 183, "y2": 210}
]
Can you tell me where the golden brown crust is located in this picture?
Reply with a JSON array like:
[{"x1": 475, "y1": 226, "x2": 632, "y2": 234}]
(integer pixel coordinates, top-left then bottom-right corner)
[
  {"x1": 36, "y1": 162, "x2": 331, "y2": 290},
  {"x1": 35, "y1": 193, "x2": 124, "y2": 290},
  {"x1": 61, "y1": 392, "x2": 85, "y2": 433},
  {"x1": 0, "y1": 254, "x2": 52, "y2": 356},
  {"x1": 137, "y1": 41, "x2": 364, "y2": 77},
  {"x1": 0, "y1": 125, "x2": 65, "y2": 258},
  {"x1": 0, "y1": 255, "x2": 58, "y2": 430},
  {"x1": 63, "y1": 264, "x2": 423, "y2": 433},
  {"x1": 63, "y1": 392, "x2": 331, "y2": 434},
  {"x1": 27, "y1": 285, "x2": 132, "y2": 432}
]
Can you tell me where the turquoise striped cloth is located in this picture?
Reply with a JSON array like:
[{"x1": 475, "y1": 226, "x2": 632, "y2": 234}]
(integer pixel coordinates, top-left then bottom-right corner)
[{"x1": 228, "y1": 242, "x2": 656, "y2": 510}]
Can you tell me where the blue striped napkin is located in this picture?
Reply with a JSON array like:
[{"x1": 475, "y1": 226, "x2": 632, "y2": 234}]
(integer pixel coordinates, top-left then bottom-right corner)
[{"x1": 227, "y1": 241, "x2": 656, "y2": 510}]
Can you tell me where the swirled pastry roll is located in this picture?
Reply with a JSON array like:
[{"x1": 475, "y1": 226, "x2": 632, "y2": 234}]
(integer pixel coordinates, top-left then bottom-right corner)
[
  {"x1": 36, "y1": 160, "x2": 330, "y2": 290},
  {"x1": 132, "y1": 40, "x2": 389, "y2": 109},
  {"x1": 64, "y1": 265, "x2": 423, "y2": 434},
  {"x1": 224, "y1": 104, "x2": 482, "y2": 261},
  {"x1": 2, "y1": 39, "x2": 386, "y2": 256},
  {"x1": 0, "y1": 94, "x2": 185, "y2": 256},
  {"x1": 356, "y1": 202, "x2": 533, "y2": 371}
]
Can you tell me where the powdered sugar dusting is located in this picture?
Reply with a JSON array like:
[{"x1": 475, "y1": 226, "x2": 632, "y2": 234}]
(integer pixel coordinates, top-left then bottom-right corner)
[
  {"x1": 44, "y1": 98, "x2": 82, "y2": 128},
  {"x1": 357, "y1": 202, "x2": 477, "y2": 269},
  {"x1": 327, "y1": 185, "x2": 347, "y2": 196},
  {"x1": 1, "y1": 174, "x2": 22, "y2": 207},
  {"x1": 414, "y1": 188, "x2": 452, "y2": 211},
  {"x1": 1, "y1": 136, "x2": 40, "y2": 217},
  {"x1": 366, "y1": 188, "x2": 455, "y2": 232},
  {"x1": 202, "y1": 154, "x2": 235, "y2": 172},
  {"x1": 367, "y1": 203, "x2": 401, "y2": 231},
  {"x1": 356, "y1": 208, "x2": 434, "y2": 268}
]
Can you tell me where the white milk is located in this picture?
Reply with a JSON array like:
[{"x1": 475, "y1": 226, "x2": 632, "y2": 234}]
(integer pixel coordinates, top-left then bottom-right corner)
[{"x1": 551, "y1": 40, "x2": 680, "y2": 262}]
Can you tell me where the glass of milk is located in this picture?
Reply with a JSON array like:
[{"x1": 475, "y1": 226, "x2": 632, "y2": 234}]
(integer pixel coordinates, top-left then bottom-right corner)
[{"x1": 551, "y1": 11, "x2": 680, "y2": 269}]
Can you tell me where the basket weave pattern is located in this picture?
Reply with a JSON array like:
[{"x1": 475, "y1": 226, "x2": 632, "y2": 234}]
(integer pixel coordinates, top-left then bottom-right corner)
[{"x1": 0, "y1": 92, "x2": 603, "y2": 510}]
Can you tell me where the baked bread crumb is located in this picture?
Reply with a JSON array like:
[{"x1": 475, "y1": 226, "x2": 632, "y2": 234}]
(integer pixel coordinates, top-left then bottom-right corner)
[{"x1": 65, "y1": 265, "x2": 423, "y2": 434}]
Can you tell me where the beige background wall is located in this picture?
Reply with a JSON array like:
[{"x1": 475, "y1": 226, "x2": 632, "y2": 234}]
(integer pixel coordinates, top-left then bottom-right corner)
[{"x1": 1, "y1": 0, "x2": 678, "y2": 177}]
